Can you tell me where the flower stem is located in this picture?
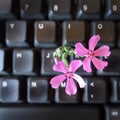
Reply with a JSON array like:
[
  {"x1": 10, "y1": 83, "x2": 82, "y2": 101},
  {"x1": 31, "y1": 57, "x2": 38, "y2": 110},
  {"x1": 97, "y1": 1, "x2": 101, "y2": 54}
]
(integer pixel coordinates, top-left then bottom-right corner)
[{"x1": 53, "y1": 46, "x2": 76, "y2": 66}]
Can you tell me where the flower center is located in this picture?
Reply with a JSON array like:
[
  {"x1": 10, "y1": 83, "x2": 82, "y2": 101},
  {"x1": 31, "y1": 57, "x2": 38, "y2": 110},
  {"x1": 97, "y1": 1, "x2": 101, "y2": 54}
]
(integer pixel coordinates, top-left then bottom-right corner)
[
  {"x1": 88, "y1": 51, "x2": 95, "y2": 58},
  {"x1": 66, "y1": 72, "x2": 73, "y2": 78}
]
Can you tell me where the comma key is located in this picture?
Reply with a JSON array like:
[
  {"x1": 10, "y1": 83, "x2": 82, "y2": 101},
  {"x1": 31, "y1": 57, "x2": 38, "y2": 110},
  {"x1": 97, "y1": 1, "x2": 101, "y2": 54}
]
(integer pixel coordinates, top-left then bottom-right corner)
[{"x1": 83, "y1": 77, "x2": 107, "y2": 103}]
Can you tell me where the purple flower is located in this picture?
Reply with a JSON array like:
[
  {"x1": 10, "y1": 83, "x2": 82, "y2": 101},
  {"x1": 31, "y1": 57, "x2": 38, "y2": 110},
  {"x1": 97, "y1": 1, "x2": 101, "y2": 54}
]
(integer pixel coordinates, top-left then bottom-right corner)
[
  {"x1": 75, "y1": 35, "x2": 111, "y2": 72},
  {"x1": 50, "y1": 60, "x2": 86, "y2": 95}
]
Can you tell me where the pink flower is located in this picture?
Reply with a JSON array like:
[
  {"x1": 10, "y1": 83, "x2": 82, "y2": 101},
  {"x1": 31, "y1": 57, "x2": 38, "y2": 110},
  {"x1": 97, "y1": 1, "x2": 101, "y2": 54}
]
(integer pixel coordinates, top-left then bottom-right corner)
[
  {"x1": 75, "y1": 35, "x2": 111, "y2": 72},
  {"x1": 50, "y1": 60, "x2": 86, "y2": 95}
]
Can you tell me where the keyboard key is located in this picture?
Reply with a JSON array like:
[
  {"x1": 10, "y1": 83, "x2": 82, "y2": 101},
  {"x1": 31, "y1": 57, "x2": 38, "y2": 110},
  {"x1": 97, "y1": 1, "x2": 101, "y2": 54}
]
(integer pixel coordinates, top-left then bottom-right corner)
[
  {"x1": 0, "y1": 21, "x2": 6, "y2": 47},
  {"x1": 55, "y1": 82, "x2": 78, "y2": 103},
  {"x1": 0, "y1": 0, "x2": 15, "y2": 19},
  {"x1": 0, "y1": 78, "x2": 19, "y2": 103},
  {"x1": 77, "y1": 0, "x2": 101, "y2": 20},
  {"x1": 97, "y1": 50, "x2": 120, "y2": 75},
  {"x1": 34, "y1": 21, "x2": 57, "y2": 48},
  {"x1": 27, "y1": 78, "x2": 49, "y2": 103},
  {"x1": 91, "y1": 21, "x2": 116, "y2": 47},
  {"x1": 0, "y1": 50, "x2": 11, "y2": 74},
  {"x1": 20, "y1": 0, "x2": 44, "y2": 19},
  {"x1": 13, "y1": 49, "x2": 34, "y2": 75},
  {"x1": 0, "y1": 50, "x2": 4, "y2": 72},
  {"x1": 110, "y1": 78, "x2": 120, "y2": 102},
  {"x1": 62, "y1": 21, "x2": 86, "y2": 46},
  {"x1": 118, "y1": 23, "x2": 120, "y2": 48},
  {"x1": 83, "y1": 78, "x2": 107, "y2": 103},
  {"x1": 48, "y1": 0, "x2": 72, "y2": 20},
  {"x1": 0, "y1": 106, "x2": 101, "y2": 120},
  {"x1": 41, "y1": 49, "x2": 56, "y2": 75},
  {"x1": 105, "y1": 0, "x2": 120, "y2": 20},
  {"x1": 6, "y1": 21, "x2": 29, "y2": 47},
  {"x1": 106, "y1": 106, "x2": 120, "y2": 120}
]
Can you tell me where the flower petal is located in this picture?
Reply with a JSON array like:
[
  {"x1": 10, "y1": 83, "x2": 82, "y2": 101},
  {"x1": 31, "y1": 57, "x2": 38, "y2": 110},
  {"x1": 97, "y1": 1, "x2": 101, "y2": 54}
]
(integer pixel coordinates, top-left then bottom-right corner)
[
  {"x1": 53, "y1": 61, "x2": 68, "y2": 73},
  {"x1": 69, "y1": 60, "x2": 82, "y2": 72},
  {"x1": 83, "y1": 57, "x2": 92, "y2": 72},
  {"x1": 54, "y1": 58, "x2": 61, "y2": 64},
  {"x1": 75, "y1": 42, "x2": 88, "y2": 56},
  {"x1": 92, "y1": 57, "x2": 108, "y2": 70},
  {"x1": 89, "y1": 35, "x2": 100, "y2": 51},
  {"x1": 94, "y1": 45, "x2": 111, "y2": 57},
  {"x1": 73, "y1": 74, "x2": 86, "y2": 88},
  {"x1": 65, "y1": 78, "x2": 77, "y2": 95},
  {"x1": 50, "y1": 74, "x2": 66, "y2": 89}
]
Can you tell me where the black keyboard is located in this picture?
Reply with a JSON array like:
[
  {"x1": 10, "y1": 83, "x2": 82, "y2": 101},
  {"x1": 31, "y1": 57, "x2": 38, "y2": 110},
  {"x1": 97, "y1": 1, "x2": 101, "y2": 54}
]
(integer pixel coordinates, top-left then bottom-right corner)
[{"x1": 0, "y1": 0, "x2": 120, "y2": 120}]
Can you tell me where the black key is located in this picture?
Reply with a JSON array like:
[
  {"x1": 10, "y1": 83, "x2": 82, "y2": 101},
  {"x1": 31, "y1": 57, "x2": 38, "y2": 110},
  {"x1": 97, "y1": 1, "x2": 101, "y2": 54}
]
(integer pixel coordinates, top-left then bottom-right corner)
[
  {"x1": 97, "y1": 50, "x2": 120, "y2": 75},
  {"x1": 0, "y1": 106, "x2": 101, "y2": 120},
  {"x1": 0, "y1": 0, "x2": 15, "y2": 19},
  {"x1": 62, "y1": 21, "x2": 86, "y2": 46},
  {"x1": 0, "y1": 22, "x2": 5, "y2": 47},
  {"x1": 0, "y1": 50, "x2": 4, "y2": 72},
  {"x1": 0, "y1": 78, "x2": 19, "y2": 103},
  {"x1": 20, "y1": 0, "x2": 44, "y2": 19},
  {"x1": 13, "y1": 49, "x2": 34, "y2": 75},
  {"x1": 91, "y1": 21, "x2": 116, "y2": 47},
  {"x1": 110, "y1": 78, "x2": 120, "y2": 102},
  {"x1": 83, "y1": 78, "x2": 107, "y2": 103},
  {"x1": 118, "y1": 23, "x2": 120, "y2": 48},
  {"x1": 106, "y1": 106, "x2": 120, "y2": 120},
  {"x1": 48, "y1": 0, "x2": 72, "y2": 20},
  {"x1": 0, "y1": 50, "x2": 11, "y2": 74},
  {"x1": 34, "y1": 21, "x2": 57, "y2": 48},
  {"x1": 105, "y1": 0, "x2": 120, "y2": 20},
  {"x1": 55, "y1": 82, "x2": 78, "y2": 103},
  {"x1": 27, "y1": 78, "x2": 49, "y2": 103},
  {"x1": 41, "y1": 49, "x2": 56, "y2": 75},
  {"x1": 6, "y1": 21, "x2": 29, "y2": 47},
  {"x1": 77, "y1": 0, "x2": 101, "y2": 20}
]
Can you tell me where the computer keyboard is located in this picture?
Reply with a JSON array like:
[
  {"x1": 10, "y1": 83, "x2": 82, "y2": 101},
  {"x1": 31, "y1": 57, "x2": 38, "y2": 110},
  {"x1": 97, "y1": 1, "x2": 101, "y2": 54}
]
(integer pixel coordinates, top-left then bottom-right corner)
[{"x1": 0, "y1": 0, "x2": 120, "y2": 120}]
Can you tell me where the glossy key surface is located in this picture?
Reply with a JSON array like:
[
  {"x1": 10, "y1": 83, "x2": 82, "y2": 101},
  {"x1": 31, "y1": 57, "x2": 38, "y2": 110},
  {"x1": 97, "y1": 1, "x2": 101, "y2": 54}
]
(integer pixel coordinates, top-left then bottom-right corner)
[
  {"x1": 62, "y1": 21, "x2": 86, "y2": 46},
  {"x1": 13, "y1": 49, "x2": 34, "y2": 75},
  {"x1": 27, "y1": 78, "x2": 49, "y2": 103},
  {"x1": 77, "y1": 0, "x2": 101, "y2": 20},
  {"x1": 48, "y1": 0, "x2": 72, "y2": 20},
  {"x1": 0, "y1": 106, "x2": 101, "y2": 120},
  {"x1": 34, "y1": 21, "x2": 56, "y2": 47},
  {"x1": 20, "y1": 0, "x2": 44, "y2": 19},
  {"x1": 0, "y1": 78, "x2": 19, "y2": 103},
  {"x1": 6, "y1": 21, "x2": 28, "y2": 47}
]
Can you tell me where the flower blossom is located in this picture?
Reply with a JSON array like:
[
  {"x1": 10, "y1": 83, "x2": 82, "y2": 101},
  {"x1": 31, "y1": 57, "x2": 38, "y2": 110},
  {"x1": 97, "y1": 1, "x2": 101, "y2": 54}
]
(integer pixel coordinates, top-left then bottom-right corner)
[
  {"x1": 50, "y1": 60, "x2": 86, "y2": 95},
  {"x1": 75, "y1": 35, "x2": 111, "y2": 72}
]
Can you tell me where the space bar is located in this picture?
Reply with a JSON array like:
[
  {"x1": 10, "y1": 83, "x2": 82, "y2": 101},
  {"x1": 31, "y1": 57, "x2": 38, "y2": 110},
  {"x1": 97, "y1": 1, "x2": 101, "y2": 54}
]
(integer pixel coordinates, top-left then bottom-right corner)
[{"x1": 0, "y1": 106, "x2": 101, "y2": 120}]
